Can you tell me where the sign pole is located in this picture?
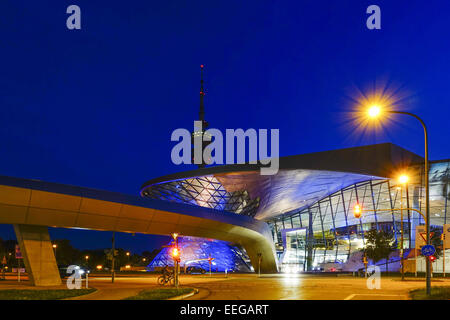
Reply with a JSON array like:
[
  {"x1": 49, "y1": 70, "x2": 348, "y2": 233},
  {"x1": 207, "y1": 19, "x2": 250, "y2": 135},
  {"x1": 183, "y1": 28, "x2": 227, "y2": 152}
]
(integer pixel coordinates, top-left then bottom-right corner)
[
  {"x1": 442, "y1": 232, "x2": 445, "y2": 278},
  {"x1": 415, "y1": 248, "x2": 417, "y2": 278},
  {"x1": 111, "y1": 231, "x2": 115, "y2": 283}
]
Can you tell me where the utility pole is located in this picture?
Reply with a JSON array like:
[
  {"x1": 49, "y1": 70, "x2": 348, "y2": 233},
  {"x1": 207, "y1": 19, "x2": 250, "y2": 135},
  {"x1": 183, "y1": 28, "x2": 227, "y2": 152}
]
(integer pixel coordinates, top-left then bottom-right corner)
[
  {"x1": 111, "y1": 231, "x2": 115, "y2": 283},
  {"x1": 257, "y1": 253, "x2": 262, "y2": 277}
]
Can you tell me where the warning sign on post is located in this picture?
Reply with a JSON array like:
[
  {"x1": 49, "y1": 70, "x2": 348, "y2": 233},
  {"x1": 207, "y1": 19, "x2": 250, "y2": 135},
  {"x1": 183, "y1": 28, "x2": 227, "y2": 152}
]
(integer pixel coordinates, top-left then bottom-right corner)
[
  {"x1": 15, "y1": 245, "x2": 22, "y2": 259},
  {"x1": 415, "y1": 226, "x2": 434, "y2": 249},
  {"x1": 415, "y1": 226, "x2": 427, "y2": 248}
]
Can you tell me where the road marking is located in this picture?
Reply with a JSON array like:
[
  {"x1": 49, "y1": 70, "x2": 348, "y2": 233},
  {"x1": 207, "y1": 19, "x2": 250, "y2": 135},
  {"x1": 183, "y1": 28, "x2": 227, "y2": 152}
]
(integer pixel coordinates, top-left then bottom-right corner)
[{"x1": 344, "y1": 293, "x2": 406, "y2": 300}]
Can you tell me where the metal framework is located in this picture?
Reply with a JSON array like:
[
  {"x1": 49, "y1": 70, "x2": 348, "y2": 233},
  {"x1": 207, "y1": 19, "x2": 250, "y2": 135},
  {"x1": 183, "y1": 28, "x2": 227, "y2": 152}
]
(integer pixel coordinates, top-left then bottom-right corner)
[
  {"x1": 147, "y1": 236, "x2": 252, "y2": 272},
  {"x1": 268, "y1": 160, "x2": 450, "y2": 270},
  {"x1": 142, "y1": 176, "x2": 260, "y2": 217}
]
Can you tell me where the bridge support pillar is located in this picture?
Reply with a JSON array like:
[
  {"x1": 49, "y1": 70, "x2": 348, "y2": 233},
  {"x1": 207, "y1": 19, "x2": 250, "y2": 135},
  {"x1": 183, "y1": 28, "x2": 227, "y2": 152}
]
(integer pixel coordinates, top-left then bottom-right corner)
[
  {"x1": 242, "y1": 240, "x2": 278, "y2": 274},
  {"x1": 13, "y1": 224, "x2": 61, "y2": 286}
]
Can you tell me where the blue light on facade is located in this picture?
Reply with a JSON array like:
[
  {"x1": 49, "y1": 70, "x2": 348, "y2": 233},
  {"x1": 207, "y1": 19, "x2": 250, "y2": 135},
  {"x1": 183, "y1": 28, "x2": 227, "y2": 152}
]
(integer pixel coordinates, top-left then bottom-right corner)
[{"x1": 147, "y1": 236, "x2": 252, "y2": 272}]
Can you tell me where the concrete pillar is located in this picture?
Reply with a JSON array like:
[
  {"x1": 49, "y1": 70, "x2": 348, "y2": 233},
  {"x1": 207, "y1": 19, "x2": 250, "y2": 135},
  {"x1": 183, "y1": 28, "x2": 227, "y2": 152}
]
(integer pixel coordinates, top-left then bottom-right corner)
[{"x1": 13, "y1": 224, "x2": 61, "y2": 286}]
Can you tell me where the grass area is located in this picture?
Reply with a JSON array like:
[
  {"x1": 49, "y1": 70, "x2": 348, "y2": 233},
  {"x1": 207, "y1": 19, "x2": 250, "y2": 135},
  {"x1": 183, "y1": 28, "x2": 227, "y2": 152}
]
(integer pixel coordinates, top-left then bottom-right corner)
[
  {"x1": 410, "y1": 286, "x2": 450, "y2": 300},
  {"x1": 0, "y1": 288, "x2": 96, "y2": 300},
  {"x1": 124, "y1": 288, "x2": 195, "y2": 300}
]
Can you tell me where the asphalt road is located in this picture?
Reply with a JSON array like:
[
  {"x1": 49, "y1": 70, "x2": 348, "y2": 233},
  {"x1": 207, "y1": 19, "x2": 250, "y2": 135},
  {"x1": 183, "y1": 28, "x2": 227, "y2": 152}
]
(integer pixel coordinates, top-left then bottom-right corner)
[{"x1": 0, "y1": 273, "x2": 448, "y2": 300}]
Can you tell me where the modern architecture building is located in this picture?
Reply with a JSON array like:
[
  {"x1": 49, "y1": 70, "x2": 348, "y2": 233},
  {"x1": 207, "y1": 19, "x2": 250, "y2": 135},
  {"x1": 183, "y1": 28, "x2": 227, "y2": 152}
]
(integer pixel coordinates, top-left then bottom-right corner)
[
  {"x1": 141, "y1": 143, "x2": 450, "y2": 273},
  {"x1": 147, "y1": 236, "x2": 252, "y2": 273},
  {"x1": 1, "y1": 69, "x2": 448, "y2": 284},
  {"x1": 0, "y1": 142, "x2": 448, "y2": 285}
]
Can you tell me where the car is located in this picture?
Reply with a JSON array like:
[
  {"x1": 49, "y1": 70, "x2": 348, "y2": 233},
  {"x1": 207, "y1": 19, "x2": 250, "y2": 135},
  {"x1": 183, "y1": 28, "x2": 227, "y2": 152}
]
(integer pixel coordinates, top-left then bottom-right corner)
[
  {"x1": 59, "y1": 265, "x2": 90, "y2": 279},
  {"x1": 185, "y1": 266, "x2": 206, "y2": 274},
  {"x1": 312, "y1": 266, "x2": 324, "y2": 272}
]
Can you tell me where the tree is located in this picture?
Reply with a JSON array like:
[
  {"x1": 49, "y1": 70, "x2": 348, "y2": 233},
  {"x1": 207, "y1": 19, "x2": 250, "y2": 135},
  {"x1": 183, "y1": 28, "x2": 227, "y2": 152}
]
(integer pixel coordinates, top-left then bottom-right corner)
[
  {"x1": 364, "y1": 229, "x2": 396, "y2": 274},
  {"x1": 52, "y1": 239, "x2": 81, "y2": 266}
]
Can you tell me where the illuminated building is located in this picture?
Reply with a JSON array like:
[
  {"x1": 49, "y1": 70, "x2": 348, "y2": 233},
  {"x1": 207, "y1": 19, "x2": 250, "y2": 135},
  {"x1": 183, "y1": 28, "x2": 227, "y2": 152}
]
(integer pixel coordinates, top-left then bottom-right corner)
[{"x1": 142, "y1": 143, "x2": 450, "y2": 273}]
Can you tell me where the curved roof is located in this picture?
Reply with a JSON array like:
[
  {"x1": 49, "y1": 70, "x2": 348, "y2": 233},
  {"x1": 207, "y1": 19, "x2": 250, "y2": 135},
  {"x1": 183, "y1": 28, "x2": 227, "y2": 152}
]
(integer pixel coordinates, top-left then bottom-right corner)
[{"x1": 141, "y1": 143, "x2": 423, "y2": 220}]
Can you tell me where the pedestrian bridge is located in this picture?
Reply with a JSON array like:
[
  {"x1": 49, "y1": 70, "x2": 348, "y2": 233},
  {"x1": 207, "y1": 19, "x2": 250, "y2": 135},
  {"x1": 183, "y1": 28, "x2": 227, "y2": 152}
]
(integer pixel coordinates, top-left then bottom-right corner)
[{"x1": 0, "y1": 175, "x2": 277, "y2": 286}]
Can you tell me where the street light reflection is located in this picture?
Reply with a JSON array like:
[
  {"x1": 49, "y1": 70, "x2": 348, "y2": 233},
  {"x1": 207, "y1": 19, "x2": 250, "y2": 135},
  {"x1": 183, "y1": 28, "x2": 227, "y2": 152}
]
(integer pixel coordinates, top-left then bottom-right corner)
[{"x1": 281, "y1": 272, "x2": 302, "y2": 287}]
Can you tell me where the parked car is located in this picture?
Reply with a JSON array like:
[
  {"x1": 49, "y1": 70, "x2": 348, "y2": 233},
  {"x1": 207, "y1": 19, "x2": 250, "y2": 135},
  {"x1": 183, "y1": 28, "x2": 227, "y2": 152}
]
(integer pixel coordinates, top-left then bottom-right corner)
[
  {"x1": 59, "y1": 265, "x2": 90, "y2": 279},
  {"x1": 185, "y1": 266, "x2": 206, "y2": 274}
]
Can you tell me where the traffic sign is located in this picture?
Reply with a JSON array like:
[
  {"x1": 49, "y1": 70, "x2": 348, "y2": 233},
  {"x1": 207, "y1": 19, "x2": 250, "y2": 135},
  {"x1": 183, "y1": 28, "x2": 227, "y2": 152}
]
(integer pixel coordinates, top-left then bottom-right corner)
[
  {"x1": 421, "y1": 244, "x2": 436, "y2": 257},
  {"x1": 415, "y1": 226, "x2": 434, "y2": 249},
  {"x1": 15, "y1": 245, "x2": 22, "y2": 259}
]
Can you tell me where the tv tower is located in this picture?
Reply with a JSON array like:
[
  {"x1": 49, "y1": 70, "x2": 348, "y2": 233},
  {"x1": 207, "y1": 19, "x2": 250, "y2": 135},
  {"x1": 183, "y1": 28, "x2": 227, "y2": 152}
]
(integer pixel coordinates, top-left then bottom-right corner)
[{"x1": 191, "y1": 65, "x2": 211, "y2": 168}]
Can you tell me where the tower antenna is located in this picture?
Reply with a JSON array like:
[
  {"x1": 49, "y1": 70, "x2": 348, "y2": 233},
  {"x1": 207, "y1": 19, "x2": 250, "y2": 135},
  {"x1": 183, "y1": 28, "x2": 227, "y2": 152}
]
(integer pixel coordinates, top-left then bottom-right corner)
[{"x1": 199, "y1": 64, "x2": 205, "y2": 121}]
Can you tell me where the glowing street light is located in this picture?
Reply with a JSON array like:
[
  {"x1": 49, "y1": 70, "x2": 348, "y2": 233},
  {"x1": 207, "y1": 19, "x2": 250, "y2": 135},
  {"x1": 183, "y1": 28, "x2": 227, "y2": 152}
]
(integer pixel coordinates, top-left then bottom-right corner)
[
  {"x1": 172, "y1": 247, "x2": 180, "y2": 258},
  {"x1": 52, "y1": 244, "x2": 57, "y2": 261},
  {"x1": 353, "y1": 203, "x2": 362, "y2": 219},
  {"x1": 364, "y1": 100, "x2": 431, "y2": 294},
  {"x1": 368, "y1": 105, "x2": 381, "y2": 118},
  {"x1": 399, "y1": 174, "x2": 409, "y2": 185},
  {"x1": 170, "y1": 233, "x2": 181, "y2": 288}
]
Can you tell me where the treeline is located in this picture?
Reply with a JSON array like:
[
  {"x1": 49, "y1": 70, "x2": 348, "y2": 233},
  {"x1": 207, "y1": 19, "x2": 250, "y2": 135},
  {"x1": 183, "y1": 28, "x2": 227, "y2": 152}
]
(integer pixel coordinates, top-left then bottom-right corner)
[{"x1": 0, "y1": 238, "x2": 160, "y2": 270}]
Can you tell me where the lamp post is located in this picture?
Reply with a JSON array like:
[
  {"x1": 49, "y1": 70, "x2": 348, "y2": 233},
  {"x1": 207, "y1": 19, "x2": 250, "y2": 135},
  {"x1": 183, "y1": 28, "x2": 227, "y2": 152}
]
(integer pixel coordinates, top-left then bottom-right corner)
[
  {"x1": 367, "y1": 106, "x2": 431, "y2": 295},
  {"x1": 399, "y1": 175, "x2": 409, "y2": 281},
  {"x1": 52, "y1": 244, "x2": 57, "y2": 262},
  {"x1": 171, "y1": 233, "x2": 180, "y2": 287}
]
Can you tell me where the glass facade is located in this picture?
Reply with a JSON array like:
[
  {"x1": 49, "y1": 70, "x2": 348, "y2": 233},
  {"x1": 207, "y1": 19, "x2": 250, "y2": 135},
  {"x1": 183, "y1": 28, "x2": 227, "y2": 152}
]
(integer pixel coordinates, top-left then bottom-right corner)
[
  {"x1": 142, "y1": 159, "x2": 450, "y2": 273},
  {"x1": 147, "y1": 236, "x2": 252, "y2": 272},
  {"x1": 268, "y1": 160, "x2": 450, "y2": 272},
  {"x1": 142, "y1": 176, "x2": 259, "y2": 217}
]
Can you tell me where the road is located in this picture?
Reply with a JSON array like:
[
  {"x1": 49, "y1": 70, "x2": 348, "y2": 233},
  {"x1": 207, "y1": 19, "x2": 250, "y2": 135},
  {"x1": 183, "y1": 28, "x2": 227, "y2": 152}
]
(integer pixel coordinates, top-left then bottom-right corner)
[
  {"x1": 184, "y1": 274, "x2": 441, "y2": 300},
  {"x1": 0, "y1": 273, "x2": 448, "y2": 300}
]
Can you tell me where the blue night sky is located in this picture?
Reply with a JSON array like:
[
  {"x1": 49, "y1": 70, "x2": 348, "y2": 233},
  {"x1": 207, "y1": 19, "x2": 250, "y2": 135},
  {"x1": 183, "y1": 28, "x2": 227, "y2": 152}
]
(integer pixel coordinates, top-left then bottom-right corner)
[{"x1": 0, "y1": 1, "x2": 449, "y2": 253}]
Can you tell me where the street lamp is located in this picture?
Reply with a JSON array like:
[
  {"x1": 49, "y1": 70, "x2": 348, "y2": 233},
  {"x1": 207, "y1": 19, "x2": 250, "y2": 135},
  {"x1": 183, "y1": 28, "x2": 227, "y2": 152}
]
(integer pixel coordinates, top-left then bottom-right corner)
[
  {"x1": 366, "y1": 106, "x2": 431, "y2": 294},
  {"x1": 171, "y1": 233, "x2": 181, "y2": 287},
  {"x1": 368, "y1": 105, "x2": 381, "y2": 118},
  {"x1": 398, "y1": 174, "x2": 409, "y2": 281},
  {"x1": 52, "y1": 244, "x2": 57, "y2": 261},
  {"x1": 353, "y1": 203, "x2": 362, "y2": 219}
]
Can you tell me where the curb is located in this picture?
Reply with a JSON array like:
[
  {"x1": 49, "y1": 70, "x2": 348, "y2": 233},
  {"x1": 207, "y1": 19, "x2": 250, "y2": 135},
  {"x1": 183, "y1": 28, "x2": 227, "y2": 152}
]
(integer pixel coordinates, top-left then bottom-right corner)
[
  {"x1": 63, "y1": 288, "x2": 98, "y2": 300},
  {"x1": 167, "y1": 288, "x2": 199, "y2": 300}
]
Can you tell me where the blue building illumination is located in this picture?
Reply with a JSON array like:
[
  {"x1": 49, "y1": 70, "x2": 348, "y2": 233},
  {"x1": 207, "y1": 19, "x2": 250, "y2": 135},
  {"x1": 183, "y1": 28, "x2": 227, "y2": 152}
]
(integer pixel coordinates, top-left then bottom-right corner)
[{"x1": 147, "y1": 236, "x2": 253, "y2": 272}]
